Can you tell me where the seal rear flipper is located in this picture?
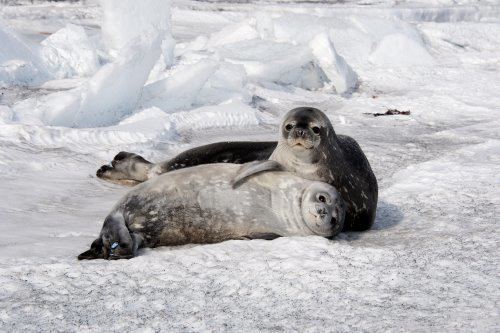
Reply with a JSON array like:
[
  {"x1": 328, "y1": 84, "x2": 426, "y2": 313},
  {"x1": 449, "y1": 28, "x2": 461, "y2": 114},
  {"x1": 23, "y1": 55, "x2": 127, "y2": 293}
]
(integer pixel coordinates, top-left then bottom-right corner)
[
  {"x1": 96, "y1": 151, "x2": 152, "y2": 185},
  {"x1": 232, "y1": 160, "x2": 283, "y2": 188},
  {"x1": 78, "y1": 238, "x2": 104, "y2": 260}
]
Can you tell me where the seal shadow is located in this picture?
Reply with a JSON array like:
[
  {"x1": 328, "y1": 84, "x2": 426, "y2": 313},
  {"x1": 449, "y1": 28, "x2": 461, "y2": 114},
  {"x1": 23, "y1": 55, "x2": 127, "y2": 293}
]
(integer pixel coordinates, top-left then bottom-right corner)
[
  {"x1": 372, "y1": 200, "x2": 404, "y2": 231},
  {"x1": 338, "y1": 200, "x2": 404, "y2": 241}
]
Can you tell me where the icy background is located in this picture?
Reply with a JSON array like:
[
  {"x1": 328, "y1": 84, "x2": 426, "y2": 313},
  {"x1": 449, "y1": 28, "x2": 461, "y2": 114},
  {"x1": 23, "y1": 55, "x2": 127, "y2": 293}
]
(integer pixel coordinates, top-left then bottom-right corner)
[{"x1": 0, "y1": 0, "x2": 499, "y2": 331}]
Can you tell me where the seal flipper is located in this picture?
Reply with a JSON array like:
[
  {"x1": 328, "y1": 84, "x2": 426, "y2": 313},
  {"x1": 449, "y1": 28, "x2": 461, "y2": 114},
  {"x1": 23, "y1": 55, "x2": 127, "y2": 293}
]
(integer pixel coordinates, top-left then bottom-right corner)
[
  {"x1": 78, "y1": 214, "x2": 136, "y2": 260},
  {"x1": 232, "y1": 160, "x2": 282, "y2": 188},
  {"x1": 78, "y1": 238, "x2": 104, "y2": 260},
  {"x1": 242, "y1": 233, "x2": 281, "y2": 240},
  {"x1": 96, "y1": 151, "x2": 152, "y2": 185}
]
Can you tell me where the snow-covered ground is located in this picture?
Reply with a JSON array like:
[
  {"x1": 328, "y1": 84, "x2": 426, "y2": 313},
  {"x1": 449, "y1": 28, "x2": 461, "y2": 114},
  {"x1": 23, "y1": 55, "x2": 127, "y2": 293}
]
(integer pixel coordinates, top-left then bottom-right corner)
[{"x1": 0, "y1": 0, "x2": 499, "y2": 331}]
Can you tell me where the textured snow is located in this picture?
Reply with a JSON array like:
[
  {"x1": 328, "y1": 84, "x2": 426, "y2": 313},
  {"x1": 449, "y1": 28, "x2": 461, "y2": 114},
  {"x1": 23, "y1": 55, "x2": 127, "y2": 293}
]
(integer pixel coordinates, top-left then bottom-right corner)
[{"x1": 0, "y1": 0, "x2": 499, "y2": 331}]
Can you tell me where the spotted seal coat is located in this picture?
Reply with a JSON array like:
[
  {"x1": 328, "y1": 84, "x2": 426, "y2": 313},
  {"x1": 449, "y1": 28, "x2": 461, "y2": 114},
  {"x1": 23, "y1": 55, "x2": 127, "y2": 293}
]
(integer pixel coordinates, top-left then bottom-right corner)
[{"x1": 80, "y1": 162, "x2": 345, "y2": 260}]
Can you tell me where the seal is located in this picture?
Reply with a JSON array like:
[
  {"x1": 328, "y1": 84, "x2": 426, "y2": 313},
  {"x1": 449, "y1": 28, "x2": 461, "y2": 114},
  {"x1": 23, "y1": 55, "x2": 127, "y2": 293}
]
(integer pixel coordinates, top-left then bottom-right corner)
[
  {"x1": 96, "y1": 141, "x2": 277, "y2": 186},
  {"x1": 96, "y1": 107, "x2": 377, "y2": 231},
  {"x1": 79, "y1": 162, "x2": 345, "y2": 260},
  {"x1": 271, "y1": 107, "x2": 378, "y2": 231}
]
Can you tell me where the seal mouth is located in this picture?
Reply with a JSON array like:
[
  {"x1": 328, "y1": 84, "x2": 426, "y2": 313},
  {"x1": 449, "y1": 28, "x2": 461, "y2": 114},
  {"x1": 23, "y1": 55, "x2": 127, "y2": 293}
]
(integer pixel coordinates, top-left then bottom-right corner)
[
  {"x1": 307, "y1": 209, "x2": 333, "y2": 236},
  {"x1": 289, "y1": 139, "x2": 314, "y2": 150}
]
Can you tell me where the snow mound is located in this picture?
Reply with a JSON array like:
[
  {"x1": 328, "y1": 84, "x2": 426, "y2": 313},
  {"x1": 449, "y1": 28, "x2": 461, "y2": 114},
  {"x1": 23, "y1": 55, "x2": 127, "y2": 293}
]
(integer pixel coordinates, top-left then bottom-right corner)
[
  {"x1": 40, "y1": 24, "x2": 99, "y2": 79},
  {"x1": 369, "y1": 33, "x2": 435, "y2": 66}
]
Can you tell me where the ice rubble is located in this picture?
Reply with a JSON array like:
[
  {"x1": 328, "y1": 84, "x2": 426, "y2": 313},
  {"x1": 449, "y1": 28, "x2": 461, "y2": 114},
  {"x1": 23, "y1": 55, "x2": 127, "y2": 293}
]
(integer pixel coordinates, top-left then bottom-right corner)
[
  {"x1": 12, "y1": 0, "x2": 173, "y2": 127},
  {"x1": 40, "y1": 24, "x2": 99, "y2": 79},
  {"x1": 0, "y1": 18, "x2": 48, "y2": 87},
  {"x1": 6, "y1": 3, "x2": 438, "y2": 131}
]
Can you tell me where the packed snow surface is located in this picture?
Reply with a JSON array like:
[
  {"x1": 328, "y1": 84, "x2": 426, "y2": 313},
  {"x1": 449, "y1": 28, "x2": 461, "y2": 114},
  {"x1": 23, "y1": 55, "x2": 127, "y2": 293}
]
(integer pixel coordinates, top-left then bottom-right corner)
[{"x1": 0, "y1": 0, "x2": 499, "y2": 331}]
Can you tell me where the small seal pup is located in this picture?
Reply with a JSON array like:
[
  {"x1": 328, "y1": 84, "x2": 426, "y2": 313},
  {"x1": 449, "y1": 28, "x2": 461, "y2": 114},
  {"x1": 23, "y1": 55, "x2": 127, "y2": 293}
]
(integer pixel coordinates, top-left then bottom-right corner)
[
  {"x1": 96, "y1": 107, "x2": 377, "y2": 231},
  {"x1": 79, "y1": 163, "x2": 345, "y2": 260}
]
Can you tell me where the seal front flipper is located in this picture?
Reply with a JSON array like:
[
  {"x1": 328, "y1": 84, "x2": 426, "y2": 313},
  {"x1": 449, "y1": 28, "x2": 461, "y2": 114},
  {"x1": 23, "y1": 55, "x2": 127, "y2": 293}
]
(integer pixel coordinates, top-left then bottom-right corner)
[
  {"x1": 78, "y1": 238, "x2": 104, "y2": 260},
  {"x1": 78, "y1": 214, "x2": 136, "y2": 260},
  {"x1": 231, "y1": 160, "x2": 283, "y2": 188},
  {"x1": 241, "y1": 233, "x2": 281, "y2": 240}
]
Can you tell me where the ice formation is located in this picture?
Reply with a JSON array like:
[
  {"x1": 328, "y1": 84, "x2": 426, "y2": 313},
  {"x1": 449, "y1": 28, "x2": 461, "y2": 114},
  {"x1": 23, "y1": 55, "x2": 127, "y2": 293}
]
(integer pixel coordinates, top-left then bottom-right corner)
[
  {"x1": 0, "y1": 18, "x2": 48, "y2": 86},
  {"x1": 309, "y1": 32, "x2": 358, "y2": 94},
  {"x1": 40, "y1": 24, "x2": 99, "y2": 79}
]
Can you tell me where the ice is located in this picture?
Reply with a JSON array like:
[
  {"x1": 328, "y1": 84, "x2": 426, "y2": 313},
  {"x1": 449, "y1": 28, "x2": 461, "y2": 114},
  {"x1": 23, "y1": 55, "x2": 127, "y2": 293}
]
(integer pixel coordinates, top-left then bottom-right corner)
[
  {"x1": 217, "y1": 39, "x2": 326, "y2": 90},
  {"x1": 12, "y1": 0, "x2": 172, "y2": 127},
  {"x1": 369, "y1": 33, "x2": 435, "y2": 66},
  {"x1": 141, "y1": 59, "x2": 219, "y2": 112},
  {"x1": 0, "y1": 18, "x2": 48, "y2": 87},
  {"x1": 100, "y1": 0, "x2": 172, "y2": 58},
  {"x1": 208, "y1": 20, "x2": 259, "y2": 47},
  {"x1": 0, "y1": 59, "x2": 42, "y2": 87},
  {"x1": 40, "y1": 24, "x2": 99, "y2": 79},
  {"x1": 309, "y1": 32, "x2": 358, "y2": 94},
  {"x1": 0, "y1": 1, "x2": 499, "y2": 331}
]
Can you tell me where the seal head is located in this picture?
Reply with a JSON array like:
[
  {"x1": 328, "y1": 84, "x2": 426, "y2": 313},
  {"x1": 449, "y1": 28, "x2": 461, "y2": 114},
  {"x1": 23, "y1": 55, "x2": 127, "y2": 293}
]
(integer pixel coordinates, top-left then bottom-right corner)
[{"x1": 301, "y1": 182, "x2": 345, "y2": 237}]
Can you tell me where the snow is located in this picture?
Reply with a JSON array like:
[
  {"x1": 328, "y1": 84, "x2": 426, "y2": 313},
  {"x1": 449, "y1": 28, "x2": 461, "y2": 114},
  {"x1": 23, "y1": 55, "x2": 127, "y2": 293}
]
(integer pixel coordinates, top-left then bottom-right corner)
[
  {"x1": 369, "y1": 33, "x2": 435, "y2": 66},
  {"x1": 0, "y1": 0, "x2": 499, "y2": 331}
]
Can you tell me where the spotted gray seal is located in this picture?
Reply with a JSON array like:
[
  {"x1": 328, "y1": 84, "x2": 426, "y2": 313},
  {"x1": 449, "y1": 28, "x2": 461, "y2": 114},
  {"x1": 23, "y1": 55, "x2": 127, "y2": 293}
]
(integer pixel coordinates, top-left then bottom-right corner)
[
  {"x1": 79, "y1": 162, "x2": 345, "y2": 260},
  {"x1": 96, "y1": 107, "x2": 377, "y2": 231}
]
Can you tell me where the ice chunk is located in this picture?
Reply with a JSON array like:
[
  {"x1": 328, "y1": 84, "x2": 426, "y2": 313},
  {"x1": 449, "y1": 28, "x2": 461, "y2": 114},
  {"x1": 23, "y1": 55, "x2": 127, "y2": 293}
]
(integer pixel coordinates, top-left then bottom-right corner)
[
  {"x1": 0, "y1": 18, "x2": 48, "y2": 87},
  {"x1": 47, "y1": 31, "x2": 163, "y2": 127},
  {"x1": 40, "y1": 24, "x2": 99, "y2": 79},
  {"x1": 100, "y1": 0, "x2": 172, "y2": 57},
  {"x1": 196, "y1": 62, "x2": 248, "y2": 106},
  {"x1": 141, "y1": 59, "x2": 219, "y2": 112},
  {"x1": 309, "y1": 32, "x2": 358, "y2": 94},
  {"x1": 208, "y1": 20, "x2": 259, "y2": 47},
  {"x1": 12, "y1": 31, "x2": 153, "y2": 127},
  {"x1": 369, "y1": 33, "x2": 435, "y2": 67},
  {"x1": 271, "y1": 13, "x2": 325, "y2": 44},
  {"x1": 217, "y1": 39, "x2": 325, "y2": 90},
  {"x1": 168, "y1": 99, "x2": 260, "y2": 134},
  {"x1": 14, "y1": 0, "x2": 173, "y2": 127},
  {"x1": 0, "y1": 60, "x2": 43, "y2": 88}
]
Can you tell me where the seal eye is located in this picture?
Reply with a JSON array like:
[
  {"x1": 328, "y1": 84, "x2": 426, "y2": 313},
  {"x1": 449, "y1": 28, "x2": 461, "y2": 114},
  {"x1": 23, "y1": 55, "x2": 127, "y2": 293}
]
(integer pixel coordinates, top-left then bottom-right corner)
[
  {"x1": 285, "y1": 124, "x2": 293, "y2": 132},
  {"x1": 318, "y1": 195, "x2": 326, "y2": 203},
  {"x1": 312, "y1": 126, "x2": 320, "y2": 135}
]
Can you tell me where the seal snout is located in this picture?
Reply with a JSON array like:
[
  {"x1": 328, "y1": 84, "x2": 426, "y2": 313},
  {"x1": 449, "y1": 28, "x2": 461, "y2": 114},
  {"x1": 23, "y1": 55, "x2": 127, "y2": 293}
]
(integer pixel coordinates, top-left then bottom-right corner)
[
  {"x1": 96, "y1": 164, "x2": 113, "y2": 178},
  {"x1": 315, "y1": 203, "x2": 328, "y2": 218}
]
